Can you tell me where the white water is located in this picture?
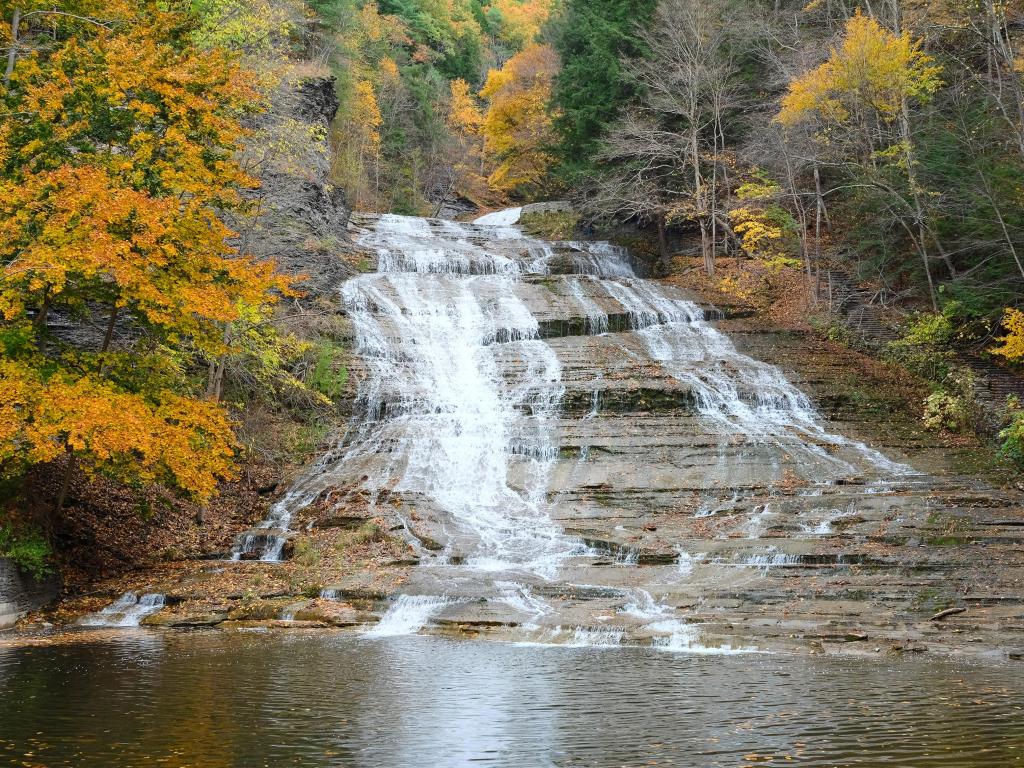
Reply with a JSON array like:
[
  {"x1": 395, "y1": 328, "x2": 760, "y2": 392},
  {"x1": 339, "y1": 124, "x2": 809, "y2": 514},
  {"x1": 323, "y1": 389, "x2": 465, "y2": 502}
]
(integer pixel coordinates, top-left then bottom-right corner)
[
  {"x1": 474, "y1": 207, "x2": 523, "y2": 226},
  {"x1": 494, "y1": 581, "x2": 552, "y2": 620},
  {"x1": 365, "y1": 596, "x2": 453, "y2": 637},
  {"x1": 79, "y1": 593, "x2": 165, "y2": 627},
  {"x1": 566, "y1": 277, "x2": 610, "y2": 334},
  {"x1": 237, "y1": 211, "x2": 907, "y2": 648}
]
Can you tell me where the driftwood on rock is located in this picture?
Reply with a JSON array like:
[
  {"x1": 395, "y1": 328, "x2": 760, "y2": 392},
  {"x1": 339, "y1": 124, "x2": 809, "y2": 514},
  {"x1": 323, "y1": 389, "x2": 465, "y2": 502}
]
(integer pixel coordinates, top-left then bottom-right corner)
[{"x1": 929, "y1": 607, "x2": 967, "y2": 621}]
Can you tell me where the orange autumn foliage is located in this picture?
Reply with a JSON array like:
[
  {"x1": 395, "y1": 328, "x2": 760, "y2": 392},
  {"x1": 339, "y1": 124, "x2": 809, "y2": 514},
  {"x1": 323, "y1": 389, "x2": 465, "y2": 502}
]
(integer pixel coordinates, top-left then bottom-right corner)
[
  {"x1": 447, "y1": 78, "x2": 490, "y2": 201},
  {"x1": 0, "y1": 3, "x2": 292, "y2": 501},
  {"x1": 3, "y1": 362, "x2": 237, "y2": 500},
  {"x1": 480, "y1": 43, "x2": 559, "y2": 196}
]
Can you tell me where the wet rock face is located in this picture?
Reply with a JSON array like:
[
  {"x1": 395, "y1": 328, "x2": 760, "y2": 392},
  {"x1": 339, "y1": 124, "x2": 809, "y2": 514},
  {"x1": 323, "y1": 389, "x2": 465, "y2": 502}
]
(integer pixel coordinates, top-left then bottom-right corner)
[
  {"x1": 212, "y1": 212, "x2": 1024, "y2": 657},
  {"x1": 0, "y1": 559, "x2": 60, "y2": 630},
  {"x1": 293, "y1": 77, "x2": 339, "y2": 124},
  {"x1": 237, "y1": 75, "x2": 354, "y2": 303}
]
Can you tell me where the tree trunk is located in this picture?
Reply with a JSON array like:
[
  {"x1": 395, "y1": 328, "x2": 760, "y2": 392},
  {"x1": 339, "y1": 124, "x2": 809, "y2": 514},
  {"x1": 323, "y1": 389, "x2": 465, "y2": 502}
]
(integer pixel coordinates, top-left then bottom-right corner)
[
  {"x1": 56, "y1": 449, "x2": 76, "y2": 515},
  {"x1": 3, "y1": 8, "x2": 20, "y2": 88},
  {"x1": 33, "y1": 292, "x2": 50, "y2": 330},
  {"x1": 899, "y1": 100, "x2": 940, "y2": 311},
  {"x1": 656, "y1": 212, "x2": 670, "y2": 274},
  {"x1": 205, "y1": 324, "x2": 233, "y2": 402},
  {"x1": 207, "y1": 358, "x2": 227, "y2": 403},
  {"x1": 699, "y1": 218, "x2": 714, "y2": 276},
  {"x1": 782, "y1": 143, "x2": 813, "y2": 290},
  {"x1": 689, "y1": 124, "x2": 713, "y2": 276},
  {"x1": 100, "y1": 306, "x2": 118, "y2": 354},
  {"x1": 814, "y1": 163, "x2": 831, "y2": 228}
]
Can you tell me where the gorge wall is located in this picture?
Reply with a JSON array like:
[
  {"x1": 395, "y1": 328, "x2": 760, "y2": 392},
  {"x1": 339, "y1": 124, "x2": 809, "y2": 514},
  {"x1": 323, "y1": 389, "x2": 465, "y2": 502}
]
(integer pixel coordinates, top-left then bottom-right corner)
[{"x1": 0, "y1": 560, "x2": 60, "y2": 631}]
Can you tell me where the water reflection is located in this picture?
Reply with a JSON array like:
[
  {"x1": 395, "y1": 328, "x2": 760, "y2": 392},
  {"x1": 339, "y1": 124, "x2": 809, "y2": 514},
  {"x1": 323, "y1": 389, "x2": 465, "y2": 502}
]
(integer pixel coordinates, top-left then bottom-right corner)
[{"x1": 0, "y1": 633, "x2": 1021, "y2": 767}]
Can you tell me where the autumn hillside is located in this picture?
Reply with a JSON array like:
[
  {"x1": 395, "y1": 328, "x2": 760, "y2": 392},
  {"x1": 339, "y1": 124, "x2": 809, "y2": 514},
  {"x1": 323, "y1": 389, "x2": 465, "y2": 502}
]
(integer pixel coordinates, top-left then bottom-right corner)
[
  {"x1": 0, "y1": 0, "x2": 566, "y2": 583},
  {"x1": 3, "y1": 0, "x2": 1024, "y2": 588}
]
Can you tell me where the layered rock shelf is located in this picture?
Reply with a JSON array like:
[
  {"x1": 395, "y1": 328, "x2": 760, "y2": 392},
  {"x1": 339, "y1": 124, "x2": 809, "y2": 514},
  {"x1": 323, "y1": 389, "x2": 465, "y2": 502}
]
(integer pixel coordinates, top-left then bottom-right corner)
[{"x1": 50, "y1": 211, "x2": 1024, "y2": 660}]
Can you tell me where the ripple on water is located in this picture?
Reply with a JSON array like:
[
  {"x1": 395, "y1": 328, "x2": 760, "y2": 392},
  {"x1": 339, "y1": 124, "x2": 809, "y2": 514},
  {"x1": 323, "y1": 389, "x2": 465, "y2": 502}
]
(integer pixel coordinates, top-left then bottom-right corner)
[{"x1": 0, "y1": 634, "x2": 1022, "y2": 767}]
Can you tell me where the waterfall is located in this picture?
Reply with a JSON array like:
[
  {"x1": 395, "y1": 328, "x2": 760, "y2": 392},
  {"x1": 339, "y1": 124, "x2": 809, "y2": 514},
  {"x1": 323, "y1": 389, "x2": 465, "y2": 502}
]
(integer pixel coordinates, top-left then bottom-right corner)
[
  {"x1": 473, "y1": 207, "x2": 523, "y2": 226},
  {"x1": 233, "y1": 210, "x2": 907, "y2": 649}
]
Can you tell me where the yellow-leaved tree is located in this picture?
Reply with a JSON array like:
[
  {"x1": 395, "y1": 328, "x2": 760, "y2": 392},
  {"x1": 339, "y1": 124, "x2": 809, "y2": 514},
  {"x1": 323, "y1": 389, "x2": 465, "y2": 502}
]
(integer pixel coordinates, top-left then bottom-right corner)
[
  {"x1": 0, "y1": 3, "x2": 292, "y2": 508},
  {"x1": 486, "y1": 0, "x2": 553, "y2": 49},
  {"x1": 480, "y1": 43, "x2": 559, "y2": 197},
  {"x1": 777, "y1": 11, "x2": 942, "y2": 128},
  {"x1": 776, "y1": 11, "x2": 945, "y2": 309},
  {"x1": 991, "y1": 308, "x2": 1024, "y2": 363},
  {"x1": 728, "y1": 176, "x2": 801, "y2": 270},
  {"x1": 447, "y1": 77, "x2": 490, "y2": 202}
]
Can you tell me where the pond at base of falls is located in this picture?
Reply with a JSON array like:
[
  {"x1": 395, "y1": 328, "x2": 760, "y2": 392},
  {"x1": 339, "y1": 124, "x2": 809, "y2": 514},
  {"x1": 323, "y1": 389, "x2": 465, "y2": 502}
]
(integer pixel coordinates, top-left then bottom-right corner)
[{"x1": 1, "y1": 633, "x2": 1022, "y2": 767}]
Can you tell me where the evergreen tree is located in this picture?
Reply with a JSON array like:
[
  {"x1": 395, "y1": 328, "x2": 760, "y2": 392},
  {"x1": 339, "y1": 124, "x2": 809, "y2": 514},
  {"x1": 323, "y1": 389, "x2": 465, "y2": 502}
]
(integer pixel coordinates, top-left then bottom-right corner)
[{"x1": 549, "y1": 0, "x2": 656, "y2": 174}]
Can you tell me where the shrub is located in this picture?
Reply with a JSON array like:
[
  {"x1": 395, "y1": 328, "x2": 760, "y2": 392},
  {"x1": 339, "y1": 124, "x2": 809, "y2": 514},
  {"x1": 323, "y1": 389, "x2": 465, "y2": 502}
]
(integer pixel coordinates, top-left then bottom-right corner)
[
  {"x1": 885, "y1": 309, "x2": 959, "y2": 381},
  {"x1": 0, "y1": 524, "x2": 54, "y2": 580},
  {"x1": 884, "y1": 343, "x2": 955, "y2": 382},
  {"x1": 923, "y1": 365, "x2": 981, "y2": 432},
  {"x1": 306, "y1": 340, "x2": 349, "y2": 400},
  {"x1": 999, "y1": 397, "x2": 1024, "y2": 467},
  {"x1": 519, "y1": 210, "x2": 579, "y2": 239},
  {"x1": 900, "y1": 310, "x2": 956, "y2": 347},
  {"x1": 922, "y1": 390, "x2": 973, "y2": 432}
]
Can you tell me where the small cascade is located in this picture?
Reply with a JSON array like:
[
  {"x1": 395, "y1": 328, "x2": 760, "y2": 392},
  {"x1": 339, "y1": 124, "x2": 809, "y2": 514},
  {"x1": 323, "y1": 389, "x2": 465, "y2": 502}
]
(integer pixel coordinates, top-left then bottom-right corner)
[
  {"x1": 744, "y1": 548, "x2": 802, "y2": 574},
  {"x1": 800, "y1": 505, "x2": 858, "y2": 535},
  {"x1": 620, "y1": 589, "x2": 669, "y2": 619},
  {"x1": 568, "y1": 626, "x2": 625, "y2": 647},
  {"x1": 617, "y1": 589, "x2": 755, "y2": 654},
  {"x1": 364, "y1": 595, "x2": 453, "y2": 638},
  {"x1": 494, "y1": 582, "x2": 552, "y2": 622},
  {"x1": 231, "y1": 507, "x2": 290, "y2": 562},
  {"x1": 79, "y1": 593, "x2": 165, "y2": 627},
  {"x1": 648, "y1": 621, "x2": 754, "y2": 655},
  {"x1": 676, "y1": 549, "x2": 700, "y2": 576},
  {"x1": 566, "y1": 277, "x2": 610, "y2": 335}
]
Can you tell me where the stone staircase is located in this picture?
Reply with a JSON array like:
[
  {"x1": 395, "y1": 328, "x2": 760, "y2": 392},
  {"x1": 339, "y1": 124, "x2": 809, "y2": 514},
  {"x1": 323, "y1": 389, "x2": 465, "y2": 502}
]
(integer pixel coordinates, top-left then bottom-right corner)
[{"x1": 815, "y1": 269, "x2": 898, "y2": 341}]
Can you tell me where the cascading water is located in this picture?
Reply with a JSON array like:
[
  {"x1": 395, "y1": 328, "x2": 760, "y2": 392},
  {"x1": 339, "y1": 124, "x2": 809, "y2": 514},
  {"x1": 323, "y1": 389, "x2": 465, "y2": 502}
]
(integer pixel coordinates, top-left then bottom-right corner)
[
  {"x1": 238, "y1": 207, "x2": 907, "y2": 647},
  {"x1": 79, "y1": 593, "x2": 166, "y2": 627},
  {"x1": 365, "y1": 595, "x2": 455, "y2": 637}
]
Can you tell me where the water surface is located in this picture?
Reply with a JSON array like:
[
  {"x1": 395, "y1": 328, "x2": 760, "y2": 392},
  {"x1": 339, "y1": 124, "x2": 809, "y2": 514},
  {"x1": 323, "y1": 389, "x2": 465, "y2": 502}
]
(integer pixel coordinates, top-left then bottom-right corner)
[{"x1": 1, "y1": 632, "x2": 1021, "y2": 767}]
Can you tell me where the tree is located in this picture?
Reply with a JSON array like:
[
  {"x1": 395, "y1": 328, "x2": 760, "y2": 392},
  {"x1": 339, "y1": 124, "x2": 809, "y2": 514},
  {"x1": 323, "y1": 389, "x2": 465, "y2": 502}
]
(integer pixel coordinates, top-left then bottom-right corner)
[
  {"x1": 485, "y1": 0, "x2": 551, "y2": 50},
  {"x1": 777, "y1": 11, "x2": 945, "y2": 308},
  {"x1": 377, "y1": 0, "x2": 487, "y2": 83},
  {"x1": 991, "y1": 308, "x2": 1024, "y2": 364},
  {"x1": 480, "y1": 42, "x2": 558, "y2": 197},
  {"x1": 550, "y1": 0, "x2": 657, "y2": 174},
  {"x1": 0, "y1": 4, "x2": 292, "y2": 506},
  {"x1": 447, "y1": 77, "x2": 489, "y2": 201},
  {"x1": 584, "y1": 0, "x2": 742, "y2": 274}
]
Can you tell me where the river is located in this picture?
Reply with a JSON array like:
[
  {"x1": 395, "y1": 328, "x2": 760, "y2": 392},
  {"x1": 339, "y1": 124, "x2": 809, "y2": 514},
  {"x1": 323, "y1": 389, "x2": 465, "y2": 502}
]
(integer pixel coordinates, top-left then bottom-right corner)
[{"x1": 1, "y1": 632, "x2": 1021, "y2": 767}]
